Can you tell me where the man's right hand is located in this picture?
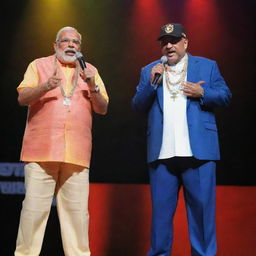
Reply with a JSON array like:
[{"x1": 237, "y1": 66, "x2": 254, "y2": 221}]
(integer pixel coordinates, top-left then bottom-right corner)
[
  {"x1": 45, "y1": 71, "x2": 62, "y2": 91},
  {"x1": 151, "y1": 63, "x2": 165, "y2": 84}
]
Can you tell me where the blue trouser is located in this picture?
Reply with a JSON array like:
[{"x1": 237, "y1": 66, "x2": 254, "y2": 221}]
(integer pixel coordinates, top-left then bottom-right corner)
[{"x1": 147, "y1": 158, "x2": 217, "y2": 256}]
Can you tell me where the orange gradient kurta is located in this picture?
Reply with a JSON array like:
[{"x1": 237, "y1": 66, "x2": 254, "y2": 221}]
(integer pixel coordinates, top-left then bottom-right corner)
[{"x1": 19, "y1": 55, "x2": 107, "y2": 168}]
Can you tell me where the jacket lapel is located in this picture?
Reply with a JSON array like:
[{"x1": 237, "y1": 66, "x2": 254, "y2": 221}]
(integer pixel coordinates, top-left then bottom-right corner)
[
  {"x1": 154, "y1": 59, "x2": 163, "y2": 111},
  {"x1": 187, "y1": 54, "x2": 198, "y2": 108},
  {"x1": 157, "y1": 82, "x2": 163, "y2": 111}
]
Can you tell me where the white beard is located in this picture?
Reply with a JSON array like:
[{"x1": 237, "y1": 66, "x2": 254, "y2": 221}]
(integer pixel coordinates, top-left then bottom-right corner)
[{"x1": 55, "y1": 48, "x2": 77, "y2": 63}]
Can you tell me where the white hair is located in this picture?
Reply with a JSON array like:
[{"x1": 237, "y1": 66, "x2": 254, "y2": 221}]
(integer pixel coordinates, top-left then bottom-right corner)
[{"x1": 55, "y1": 26, "x2": 82, "y2": 42}]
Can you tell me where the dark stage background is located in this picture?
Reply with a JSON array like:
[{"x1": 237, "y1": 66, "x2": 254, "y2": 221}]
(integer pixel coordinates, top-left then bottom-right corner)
[{"x1": 0, "y1": 0, "x2": 256, "y2": 255}]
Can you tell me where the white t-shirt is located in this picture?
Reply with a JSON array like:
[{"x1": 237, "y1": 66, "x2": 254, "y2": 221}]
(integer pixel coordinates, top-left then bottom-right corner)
[{"x1": 158, "y1": 54, "x2": 193, "y2": 159}]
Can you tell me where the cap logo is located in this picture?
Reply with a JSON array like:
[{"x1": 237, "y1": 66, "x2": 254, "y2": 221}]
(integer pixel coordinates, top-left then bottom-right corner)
[{"x1": 164, "y1": 24, "x2": 174, "y2": 34}]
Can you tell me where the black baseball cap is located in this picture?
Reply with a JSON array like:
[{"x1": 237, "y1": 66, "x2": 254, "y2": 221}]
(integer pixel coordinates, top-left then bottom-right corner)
[{"x1": 157, "y1": 23, "x2": 186, "y2": 40}]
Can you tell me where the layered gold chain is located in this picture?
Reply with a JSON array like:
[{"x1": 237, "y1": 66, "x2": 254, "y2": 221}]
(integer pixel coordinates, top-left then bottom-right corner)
[{"x1": 164, "y1": 55, "x2": 188, "y2": 100}]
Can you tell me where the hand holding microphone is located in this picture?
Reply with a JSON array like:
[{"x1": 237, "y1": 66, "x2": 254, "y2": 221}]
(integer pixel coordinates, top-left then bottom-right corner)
[
  {"x1": 151, "y1": 56, "x2": 168, "y2": 86},
  {"x1": 76, "y1": 52, "x2": 95, "y2": 84},
  {"x1": 76, "y1": 51, "x2": 98, "y2": 94}
]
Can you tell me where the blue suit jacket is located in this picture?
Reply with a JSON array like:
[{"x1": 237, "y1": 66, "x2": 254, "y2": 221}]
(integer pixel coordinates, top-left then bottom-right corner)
[{"x1": 132, "y1": 54, "x2": 232, "y2": 163}]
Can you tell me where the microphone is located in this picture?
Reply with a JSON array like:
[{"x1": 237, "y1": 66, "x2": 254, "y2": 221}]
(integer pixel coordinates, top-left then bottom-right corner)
[
  {"x1": 152, "y1": 56, "x2": 168, "y2": 85},
  {"x1": 75, "y1": 52, "x2": 87, "y2": 70}
]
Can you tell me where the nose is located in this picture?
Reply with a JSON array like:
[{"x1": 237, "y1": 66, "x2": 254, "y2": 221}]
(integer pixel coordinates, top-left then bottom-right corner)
[
  {"x1": 68, "y1": 40, "x2": 75, "y2": 47},
  {"x1": 166, "y1": 42, "x2": 173, "y2": 48}
]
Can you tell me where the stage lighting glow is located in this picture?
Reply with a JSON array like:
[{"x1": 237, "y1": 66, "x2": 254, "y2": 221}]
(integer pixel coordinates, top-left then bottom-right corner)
[{"x1": 181, "y1": 0, "x2": 224, "y2": 55}]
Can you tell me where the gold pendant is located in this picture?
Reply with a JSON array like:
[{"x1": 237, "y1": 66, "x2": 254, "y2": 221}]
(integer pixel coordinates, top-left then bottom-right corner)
[{"x1": 170, "y1": 92, "x2": 178, "y2": 101}]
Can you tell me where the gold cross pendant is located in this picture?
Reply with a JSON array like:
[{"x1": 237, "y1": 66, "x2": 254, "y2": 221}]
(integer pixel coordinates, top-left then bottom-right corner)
[{"x1": 170, "y1": 92, "x2": 178, "y2": 101}]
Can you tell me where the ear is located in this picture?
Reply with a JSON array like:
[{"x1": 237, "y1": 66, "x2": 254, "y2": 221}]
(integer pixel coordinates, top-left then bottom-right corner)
[
  {"x1": 184, "y1": 38, "x2": 188, "y2": 50},
  {"x1": 53, "y1": 41, "x2": 57, "y2": 51}
]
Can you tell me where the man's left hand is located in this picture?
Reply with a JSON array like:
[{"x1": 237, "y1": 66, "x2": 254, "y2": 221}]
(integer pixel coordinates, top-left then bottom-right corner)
[
  {"x1": 80, "y1": 68, "x2": 96, "y2": 89},
  {"x1": 181, "y1": 81, "x2": 205, "y2": 98}
]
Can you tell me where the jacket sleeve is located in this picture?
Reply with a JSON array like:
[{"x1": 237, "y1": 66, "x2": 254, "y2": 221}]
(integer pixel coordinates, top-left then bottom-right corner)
[
  {"x1": 201, "y1": 61, "x2": 232, "y2": 108},
  {"x1": 131, "y1": 66, "x2": 158, "y2": 114}
]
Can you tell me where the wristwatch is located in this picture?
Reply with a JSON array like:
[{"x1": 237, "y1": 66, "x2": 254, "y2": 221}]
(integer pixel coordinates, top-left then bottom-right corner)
[{"x1": 90, "y1": 85, "x2": 100, "y2": 93}]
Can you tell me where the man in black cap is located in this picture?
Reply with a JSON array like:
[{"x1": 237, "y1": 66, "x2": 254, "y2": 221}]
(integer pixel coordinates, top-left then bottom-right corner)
[{"x1": 132, "y1": 23, "x2": 232, "y2": 255}]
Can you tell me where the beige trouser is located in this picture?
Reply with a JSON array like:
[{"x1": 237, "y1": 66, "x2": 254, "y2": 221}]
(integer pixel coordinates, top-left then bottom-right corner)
[{"x1": 14, "y1": 162, "x2": 90, "y2": 256}]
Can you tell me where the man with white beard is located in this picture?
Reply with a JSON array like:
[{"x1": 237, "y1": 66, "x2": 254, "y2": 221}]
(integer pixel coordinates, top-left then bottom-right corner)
[{"x1": 15, "y1": 26, "x2": 109, "y2": 256}]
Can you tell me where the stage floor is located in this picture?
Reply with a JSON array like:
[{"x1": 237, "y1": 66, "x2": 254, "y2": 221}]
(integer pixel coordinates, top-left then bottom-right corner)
[
  {"x1": 2, "y1": 184, "x2": 255, "y2": 255},
  {"x1": 88, "y1": 184, "x2": 256, "y2": 256}
]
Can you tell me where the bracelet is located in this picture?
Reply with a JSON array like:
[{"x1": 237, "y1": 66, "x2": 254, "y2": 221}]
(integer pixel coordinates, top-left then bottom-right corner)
[{"x1": 90, "y1": 85, "x2": 100, "y2": 93}]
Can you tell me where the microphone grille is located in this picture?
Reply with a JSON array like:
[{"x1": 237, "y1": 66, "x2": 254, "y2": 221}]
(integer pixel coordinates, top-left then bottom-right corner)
[
  {"x1": 161, "y1": 55, "x2": 168, "y2": 64},
  {"x1": 75, "y1": 52, "x2": 83, "y2": 59}
]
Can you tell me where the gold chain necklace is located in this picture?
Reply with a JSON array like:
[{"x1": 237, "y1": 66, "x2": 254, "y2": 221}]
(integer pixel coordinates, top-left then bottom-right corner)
[
  {"x1": 166, "y1": 65, "x2": 186, "y2": 74},
  {"x1": 164, "y1": 56, "x2": 188, "y2": 101},
  {"x1": 54, "y1": 55, "x2": 79, "y2": 106}
]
